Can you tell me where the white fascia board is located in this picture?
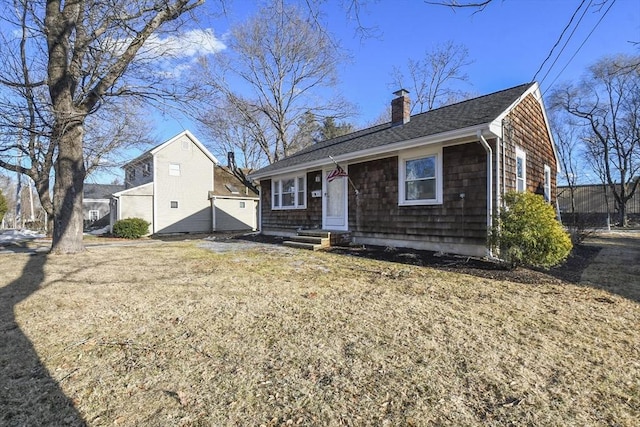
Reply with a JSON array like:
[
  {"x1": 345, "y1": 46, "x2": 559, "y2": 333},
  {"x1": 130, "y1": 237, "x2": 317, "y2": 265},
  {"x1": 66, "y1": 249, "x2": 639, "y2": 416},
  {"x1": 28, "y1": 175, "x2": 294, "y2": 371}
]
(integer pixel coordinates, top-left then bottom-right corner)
[
  {"x1": 112, "y1": 182, "x2": 153, "y2": 197},
  {"x1": 209, "y1": 195, "x2": 260, "y2": 201},
  {"x1": 83, "y1": 198, "x2": 111, "y2": 203},
  {"x1": 251, "y1": 123, "x2": 493, "y2": 180},
  {"x1": 151, "y1": 130, "x2": 220, "y2": 165},
  {"x1": 490, "y1": 82, "x2": 560, "y2": 172}
]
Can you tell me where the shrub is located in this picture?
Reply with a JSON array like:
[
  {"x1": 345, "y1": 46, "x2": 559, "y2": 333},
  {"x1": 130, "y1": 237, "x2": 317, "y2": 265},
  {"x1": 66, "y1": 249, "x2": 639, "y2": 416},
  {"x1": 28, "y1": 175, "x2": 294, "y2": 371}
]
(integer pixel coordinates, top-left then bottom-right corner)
[
  {"x1": 112, "y1": 217, "x2": 150, "y2": 239},
  {"x1": 492, "y1": 192, "x2": 572, "y2": 269}
]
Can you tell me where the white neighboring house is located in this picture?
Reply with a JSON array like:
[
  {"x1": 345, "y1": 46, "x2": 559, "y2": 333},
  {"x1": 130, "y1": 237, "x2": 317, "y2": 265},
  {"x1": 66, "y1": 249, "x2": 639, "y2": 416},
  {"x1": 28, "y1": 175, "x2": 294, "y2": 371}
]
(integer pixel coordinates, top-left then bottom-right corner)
[
  {"x1": 111, "y1": 131, "x2": 217, "y2": 234},
  {"x1": 83, "y1": 184, "x2": 124, "y2": 229}
]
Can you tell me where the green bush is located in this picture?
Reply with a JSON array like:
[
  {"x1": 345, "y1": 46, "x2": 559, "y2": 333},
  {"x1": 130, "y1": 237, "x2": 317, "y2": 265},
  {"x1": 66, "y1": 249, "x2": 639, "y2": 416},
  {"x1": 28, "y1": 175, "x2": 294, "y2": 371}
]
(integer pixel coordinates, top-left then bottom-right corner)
[
  {"x1": 112, "y1": 217, "x2": 150, "y2": 239},
  {"x1": 492, "y1": 191, "x2": 572, "y2": 269}
]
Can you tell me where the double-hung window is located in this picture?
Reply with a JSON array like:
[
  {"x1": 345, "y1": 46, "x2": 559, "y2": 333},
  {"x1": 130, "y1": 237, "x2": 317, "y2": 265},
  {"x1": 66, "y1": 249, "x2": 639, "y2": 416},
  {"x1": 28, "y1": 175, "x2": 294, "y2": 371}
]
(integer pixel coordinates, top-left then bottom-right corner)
[
  {"x1": 516, "y1": 147, "x2": 526, "y2": 192},
  {"x1": 399, "y1": 147, "x2": 442, "y2": 205},
  {"x1": 272, "y1": 175, "x2": 306, "y2": 209}
]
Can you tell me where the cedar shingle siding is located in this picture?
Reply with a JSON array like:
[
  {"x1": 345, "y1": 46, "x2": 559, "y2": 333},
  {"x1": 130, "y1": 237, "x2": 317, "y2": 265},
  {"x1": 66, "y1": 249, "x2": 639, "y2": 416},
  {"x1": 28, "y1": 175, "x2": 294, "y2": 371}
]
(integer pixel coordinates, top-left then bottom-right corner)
[
  {"x1": 260, "y1": 172, "x2": 323, "y2": 230},
  {"x1": 503, "y1": 93, "x2": 556, "y2": 201},
  {"x1": 347, "y1": 143, "x2": 488, "y2": 247}
]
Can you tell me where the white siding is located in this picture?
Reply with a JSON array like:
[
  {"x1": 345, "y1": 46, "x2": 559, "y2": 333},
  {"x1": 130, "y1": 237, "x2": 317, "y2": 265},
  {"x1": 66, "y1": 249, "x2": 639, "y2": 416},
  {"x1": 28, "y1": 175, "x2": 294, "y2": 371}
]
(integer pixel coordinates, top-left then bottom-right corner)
[
  {"x1": 154, "y1": 134, "x2": 214, "y2": 233},
  {"x1": 113, "y1": 183, "x2": 154, "y2": 233},
  {"x1": 212, "y1": 197, "x2": 259, "y2": 231}
]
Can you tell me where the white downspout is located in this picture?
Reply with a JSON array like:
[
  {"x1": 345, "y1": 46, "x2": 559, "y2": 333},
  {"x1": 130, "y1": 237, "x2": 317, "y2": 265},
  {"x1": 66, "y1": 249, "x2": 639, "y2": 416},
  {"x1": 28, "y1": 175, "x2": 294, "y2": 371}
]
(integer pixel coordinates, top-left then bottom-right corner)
[
  {"x1": 211, "y1": 196, "x2": 217, "y2": 232},
  {"x1": 257, "y1": 184, "x2": 262, "y2": 232},
  {"x1": 496, "y1": 137, "x2": 502, "y2": 210},
  {"x1": 477, "y1": 131, "x2": 493, "y2": 258}
]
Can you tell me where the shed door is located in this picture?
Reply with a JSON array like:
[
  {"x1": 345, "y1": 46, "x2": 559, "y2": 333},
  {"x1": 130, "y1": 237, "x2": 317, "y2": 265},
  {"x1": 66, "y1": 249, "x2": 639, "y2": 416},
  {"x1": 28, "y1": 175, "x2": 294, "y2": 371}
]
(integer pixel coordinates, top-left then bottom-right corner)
[{"x1": 322, "y1": 169, "x2": 348, "y2": 230}]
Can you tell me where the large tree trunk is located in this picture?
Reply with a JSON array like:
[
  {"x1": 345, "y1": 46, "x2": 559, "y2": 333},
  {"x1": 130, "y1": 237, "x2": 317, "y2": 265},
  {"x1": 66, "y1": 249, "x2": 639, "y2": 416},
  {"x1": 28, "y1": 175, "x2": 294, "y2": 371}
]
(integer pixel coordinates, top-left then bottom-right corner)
[
  {"x1": 618, "y1": 199, "x2": 627, "y2": 227},
  {"x1": 51, "y1": 121, "x2": 86, "y2": 254}
]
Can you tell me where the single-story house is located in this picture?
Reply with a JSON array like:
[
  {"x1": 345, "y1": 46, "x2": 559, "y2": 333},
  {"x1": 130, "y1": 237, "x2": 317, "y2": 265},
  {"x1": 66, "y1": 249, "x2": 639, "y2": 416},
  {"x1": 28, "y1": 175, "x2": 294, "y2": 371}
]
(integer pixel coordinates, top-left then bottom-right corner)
[
  {"x1": 111, "y1": 130, "x2": 258, "y2": 235},
  {"x1": 83, "y1": 183, "x2": 124, "y2": 229},
  {"x1": 250, "y1": 82, "x2": 558, "y2": 257}
]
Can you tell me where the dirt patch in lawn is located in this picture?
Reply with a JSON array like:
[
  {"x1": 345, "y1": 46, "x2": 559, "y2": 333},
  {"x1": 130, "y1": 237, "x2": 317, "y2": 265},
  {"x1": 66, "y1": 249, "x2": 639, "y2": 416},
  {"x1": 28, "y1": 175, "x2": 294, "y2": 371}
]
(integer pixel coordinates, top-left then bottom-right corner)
[
  {"x1": 235, "y1": 233, "x2": 602, "y2": 286},
  {"x1": 1, "y1": 239, "x2": 638, "y2": 426}
]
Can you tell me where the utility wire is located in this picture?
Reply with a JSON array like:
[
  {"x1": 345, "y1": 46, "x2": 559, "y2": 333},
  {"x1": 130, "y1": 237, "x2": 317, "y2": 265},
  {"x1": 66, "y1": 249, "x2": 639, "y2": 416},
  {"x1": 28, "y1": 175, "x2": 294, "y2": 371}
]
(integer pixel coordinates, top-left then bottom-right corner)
[
  {"x1": 532, "y1": 0, "x2": 589, "y2": 82},
  {"x1": 538, "y1": 1, "x2": 593, "y2": 87},
  {"x1": 537, "y1": 0, "x2": 593, "y2": 86},
  {"x1": 543, "y1": 0, "x2": 617, "y2": 96}
]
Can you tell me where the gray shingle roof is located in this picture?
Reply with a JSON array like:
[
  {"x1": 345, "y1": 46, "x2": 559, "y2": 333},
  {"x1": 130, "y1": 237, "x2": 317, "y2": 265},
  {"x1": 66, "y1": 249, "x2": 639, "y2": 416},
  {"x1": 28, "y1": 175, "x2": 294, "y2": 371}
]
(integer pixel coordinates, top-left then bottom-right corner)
[
  {"x1": 83, "y1": 184, "x2": 125, "y2": 199},
  {"x1": 253, "y1": 83, "x2": 533, "y2": 177}
]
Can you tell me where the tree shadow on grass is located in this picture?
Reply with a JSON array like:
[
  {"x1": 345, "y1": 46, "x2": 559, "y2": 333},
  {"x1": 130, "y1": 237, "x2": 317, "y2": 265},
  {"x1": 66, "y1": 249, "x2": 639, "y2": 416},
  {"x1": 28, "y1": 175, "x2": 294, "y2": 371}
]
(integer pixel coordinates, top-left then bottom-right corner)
[{"x1": 0, "y1": 252, "x2": 86, "y2": 426}]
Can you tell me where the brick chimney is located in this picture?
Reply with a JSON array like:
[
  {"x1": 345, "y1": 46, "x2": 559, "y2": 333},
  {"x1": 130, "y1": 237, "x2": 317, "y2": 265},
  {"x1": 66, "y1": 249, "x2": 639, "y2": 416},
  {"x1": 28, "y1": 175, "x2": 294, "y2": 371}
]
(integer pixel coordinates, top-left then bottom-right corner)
[{"x1": 391, "y1": 89, "x2": 410, "y2": 125}]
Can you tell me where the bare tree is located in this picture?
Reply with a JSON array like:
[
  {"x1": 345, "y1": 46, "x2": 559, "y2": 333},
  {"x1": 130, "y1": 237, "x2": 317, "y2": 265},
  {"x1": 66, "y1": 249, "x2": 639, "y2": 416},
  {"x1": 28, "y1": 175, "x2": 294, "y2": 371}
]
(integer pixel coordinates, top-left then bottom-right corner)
[
  {"x1": 391, "y1": 41, "x2": 473, "y2": 114},
  {"x1": 83, "y1": 100, "x2": 156, "y2": 178},
  {"x1": 549, "y1": 111, "x2": 586, "y2": 231},
  {"x1": 424, "y1": 0, "x2": 494, "y2": 12},
  {"x1": 551, "y1": 54, "x2": 640, "y2": 226},
  {"x1": 195, "y1": 1, "x2": 352, "y2": 167},
  {"x1": 0, "y1": 0, "x2": 209, "y2": 253}
]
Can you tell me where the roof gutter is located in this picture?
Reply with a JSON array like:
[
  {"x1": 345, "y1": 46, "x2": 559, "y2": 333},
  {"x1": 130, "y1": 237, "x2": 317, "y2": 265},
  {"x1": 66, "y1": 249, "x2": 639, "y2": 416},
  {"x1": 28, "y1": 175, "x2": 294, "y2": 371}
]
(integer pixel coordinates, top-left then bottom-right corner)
[{"x1": 477, "y1": 130, "x2": 494, "y2": 258}]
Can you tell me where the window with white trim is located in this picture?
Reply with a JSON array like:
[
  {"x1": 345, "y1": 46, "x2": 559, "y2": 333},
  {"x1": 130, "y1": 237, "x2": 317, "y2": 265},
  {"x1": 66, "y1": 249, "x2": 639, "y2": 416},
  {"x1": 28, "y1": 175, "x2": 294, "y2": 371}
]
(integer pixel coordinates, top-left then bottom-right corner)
[
  {"x1": 143, "y1": 162, "x2": 151, "y2": 177},
  {"x1": 169, "y1": 163, "x2": 181, "y2": 176},
  {"x1": 543, "y1": 164, "x2": 551, "y2": 202},
  {"x1": 516, "y1": 147, "x2": 526, "y2": 192},
  {"x1": 272, "y1": 175, "x2": 306, "y2": 209},
  {"x1": 399, "y1": 147, "x2": 443, "y2": 205},
  {"x1": 89, "y1": 210, "x2": 99, "y2": 222},
  {"x1": 127, "y1": 168, "x2": 136, "y2": 181}
]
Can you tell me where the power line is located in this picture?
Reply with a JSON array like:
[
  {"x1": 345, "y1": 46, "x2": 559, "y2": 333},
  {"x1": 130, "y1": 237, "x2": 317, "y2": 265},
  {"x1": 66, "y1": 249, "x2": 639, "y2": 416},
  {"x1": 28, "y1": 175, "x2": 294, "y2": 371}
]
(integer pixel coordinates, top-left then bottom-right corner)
[
  {"x1": 538, "y1": 0, "x2": 593, "y2": 86},
  {"x1": 542, "y1": 0, "x2": 617, "y2": 96},
  {"x1": 532, "y1": 0, "x2": 589, "y2": 82}
]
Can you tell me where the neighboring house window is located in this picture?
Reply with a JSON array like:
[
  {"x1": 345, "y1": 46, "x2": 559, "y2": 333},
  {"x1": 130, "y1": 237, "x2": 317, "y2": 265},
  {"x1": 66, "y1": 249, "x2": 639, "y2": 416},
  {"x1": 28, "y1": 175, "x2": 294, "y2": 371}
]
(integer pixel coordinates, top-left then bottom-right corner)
[
  {"x1": 89, "y1": 210, "x2": 99, "y2": 222},
  {"x1": 169, "y1": 163, "x2": 181, "y2": 176},
  {"x1": 398, "y1": 147, "x2": 443, "y2": 205},
  {"x1": 544, "y1": 164, "x2": 551, "y2": 202},
  {"x1": 127, "y1": 168, "x2": 136, "y2": 181},
  {"x1": 170, "y1": 201, "x2": 179, "y2": 208},
  {"x1": 272, "y1": 175, "x2": 306, "y2": 209},
  {"x1": 239, "y1": 201, "x2": 246, "y2": 208},
  {"x1": 516, "y1": 147, "x2": 526, "y2": 192},
  {"x1": 143, "y1": 162, "x2": 151, "y2": 177}
]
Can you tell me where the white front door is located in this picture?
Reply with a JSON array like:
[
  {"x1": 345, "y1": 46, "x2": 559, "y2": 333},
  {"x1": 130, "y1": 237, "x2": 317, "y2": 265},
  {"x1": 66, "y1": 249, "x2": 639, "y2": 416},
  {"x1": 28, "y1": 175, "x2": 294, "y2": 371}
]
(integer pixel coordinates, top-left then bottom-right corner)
[{"x1": 323, "y1": 169, "x2": 348, "y2": 230}]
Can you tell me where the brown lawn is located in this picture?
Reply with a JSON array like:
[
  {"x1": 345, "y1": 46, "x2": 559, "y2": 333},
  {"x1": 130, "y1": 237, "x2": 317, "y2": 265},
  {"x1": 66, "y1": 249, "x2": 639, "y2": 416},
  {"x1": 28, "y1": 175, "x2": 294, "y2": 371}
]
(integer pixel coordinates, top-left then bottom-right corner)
[{"x1": 0, "y1": 236, "x2": 638, "y2": 426}]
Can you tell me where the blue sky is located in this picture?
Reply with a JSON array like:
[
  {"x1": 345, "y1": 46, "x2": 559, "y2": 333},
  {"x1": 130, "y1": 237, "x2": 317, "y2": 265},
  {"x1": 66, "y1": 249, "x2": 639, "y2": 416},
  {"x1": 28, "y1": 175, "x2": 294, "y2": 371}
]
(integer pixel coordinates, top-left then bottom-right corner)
[
  {"x1": 168, "y1": 0, "x2": 639, "y2": 130},
  {"x1": 99, "y1": 0, "x2": 639, "y2": 183}
]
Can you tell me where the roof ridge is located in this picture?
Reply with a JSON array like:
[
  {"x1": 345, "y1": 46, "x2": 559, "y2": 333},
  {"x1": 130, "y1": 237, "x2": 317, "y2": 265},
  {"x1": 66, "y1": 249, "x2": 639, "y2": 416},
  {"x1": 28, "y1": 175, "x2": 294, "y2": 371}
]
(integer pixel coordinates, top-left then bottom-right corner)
[{"x1": 408, "y1": 82, "x2": 533, "y2": 119}]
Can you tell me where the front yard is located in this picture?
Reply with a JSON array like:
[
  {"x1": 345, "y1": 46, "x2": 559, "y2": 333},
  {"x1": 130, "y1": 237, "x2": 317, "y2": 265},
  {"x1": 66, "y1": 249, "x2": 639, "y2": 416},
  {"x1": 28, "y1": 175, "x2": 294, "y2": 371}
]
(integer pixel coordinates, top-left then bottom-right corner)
[{"x1": 1, "y1": 236, "x2": 638, "y2": 426}]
